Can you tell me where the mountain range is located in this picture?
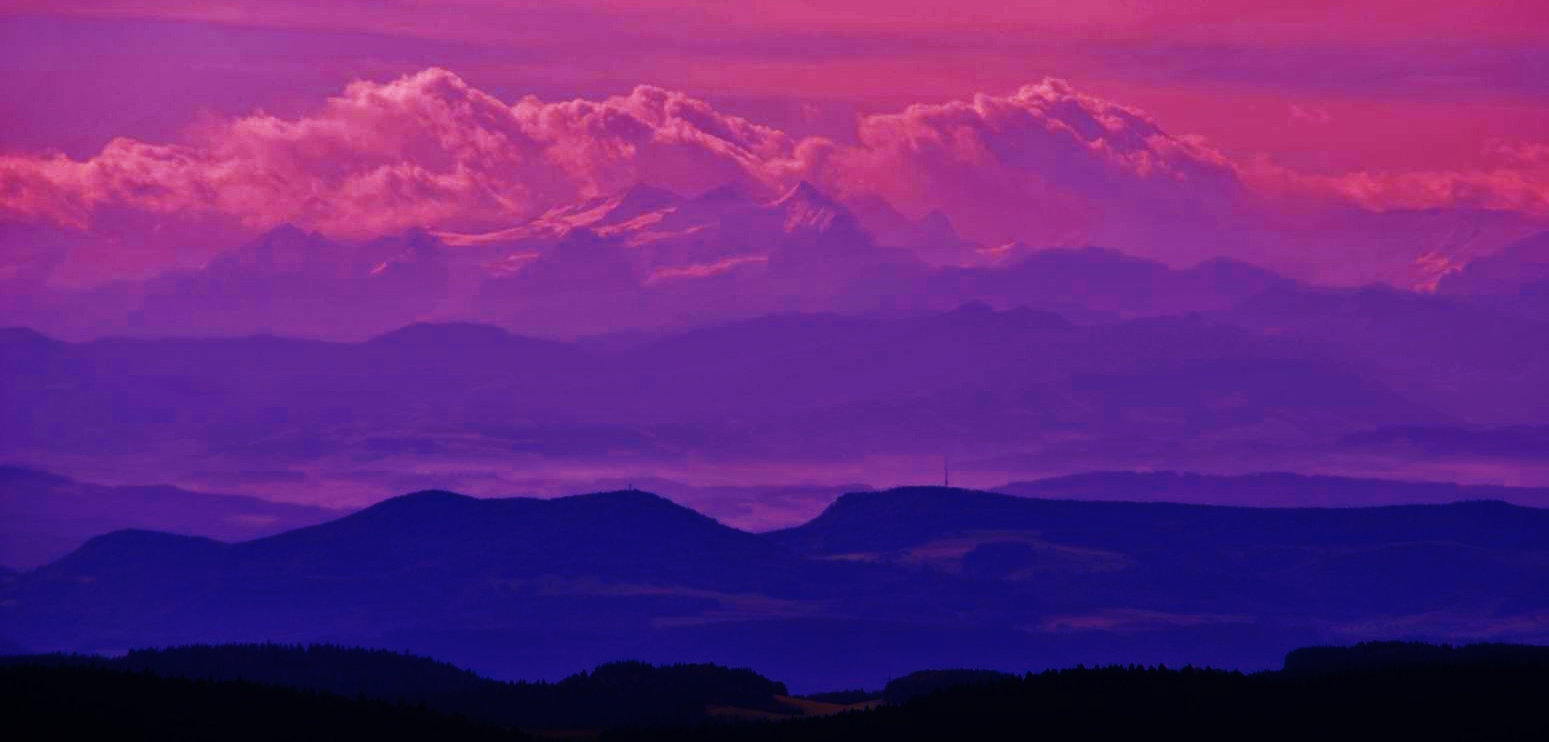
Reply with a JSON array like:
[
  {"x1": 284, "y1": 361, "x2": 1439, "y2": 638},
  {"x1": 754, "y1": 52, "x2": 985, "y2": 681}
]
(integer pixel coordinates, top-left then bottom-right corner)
[
  {"x1": 5, "y1": 482, "x2": 1549, "y2": 691},
  {"x1": 5, "y1": 181, "x2": 1546, "y2": 342},
  {"x1": 6, "y1": 284, "x2": 1549, "y2": 506}
]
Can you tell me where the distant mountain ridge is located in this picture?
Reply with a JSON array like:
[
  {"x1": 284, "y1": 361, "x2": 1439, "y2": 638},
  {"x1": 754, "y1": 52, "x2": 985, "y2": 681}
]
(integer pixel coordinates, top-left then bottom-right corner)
[
  {"x1": 0, "y1": 466, "x2": 342, "y2": 569},
  {"x1": 0, "y1": 181, "x2": 1311, "y2": 340},
  {"x1": 1436, "y1": 231, "x2": 1549, "y2": 321},
  {"x1": 7, "y1": 306, "x2": 1477, "y2": 491},
  {"x1": 8, "y1": 185, "x2": 1547, "y2": 342}
]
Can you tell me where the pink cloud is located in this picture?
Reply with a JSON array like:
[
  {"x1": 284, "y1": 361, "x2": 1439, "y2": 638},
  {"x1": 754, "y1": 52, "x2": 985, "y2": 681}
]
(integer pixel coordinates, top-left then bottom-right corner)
[
  {"x1": 3, "y1": 67, "x2": 1548, "y2": 284},
  {"x1": 511, "y1": 85, "x2": 803, "y2": 201},
  {"x1": 811, "y1": 79, "x2": 1247, "y2": 258},
  {"x1": 1289, "y1": 104, "x2": 1332, "y2": 126},
  {"x1": 0, "y1": 71, "x2": 1259, "y2": 254},
  {"x1": 0, "y1": 69, "x2": 802, "y2": 238},
  {"x1": 646, "y1": 255, "x2": 769, "y2": 284},
  {"x1": 1248, "y1": 139, "x2": 1549, "y2": 217},
  {"x1": 1325, "y1": 169, "x2": 1549, "y2": 215}
]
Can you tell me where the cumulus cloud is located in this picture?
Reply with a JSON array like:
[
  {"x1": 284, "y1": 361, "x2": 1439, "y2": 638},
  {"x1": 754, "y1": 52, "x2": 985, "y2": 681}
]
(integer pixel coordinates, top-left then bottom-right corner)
[
  {"x1": 0, "y1": 68, "x2": 803, "y2": 237},
  {"x1": 812, "y1": 79, "x2": 1247, "y2": 251},
  {"x1": 511, "y1": 84, "x2": 805, "y2": 202},
  {"x1": 1, "y1": 71, "x2": 1254, "y2": 267},
  {"x1": 3, "y1": 67, "x2": 1547, "y2": 282}
]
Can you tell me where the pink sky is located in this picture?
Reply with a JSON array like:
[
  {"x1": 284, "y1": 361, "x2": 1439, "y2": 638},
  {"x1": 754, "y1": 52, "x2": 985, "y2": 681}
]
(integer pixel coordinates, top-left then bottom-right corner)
[{"x1": 2, "y1": 1, "x2": 1547, "y2": 284}]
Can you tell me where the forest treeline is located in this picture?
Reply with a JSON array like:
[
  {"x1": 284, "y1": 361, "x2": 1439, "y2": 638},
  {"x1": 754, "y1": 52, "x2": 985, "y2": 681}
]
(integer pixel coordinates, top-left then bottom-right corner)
[
  {"x1": 0, "y1": 644, "x2": 789, "y2": 730},
  {"x1": 606, "y1": 652, "x2": 1549, "y2": 741},
  {"x1": 4, "y1": 641, "x2": 1549, "y2": 740},
  {"x1": 0, "y1": 663, "x2": 529, "y2": 742}
]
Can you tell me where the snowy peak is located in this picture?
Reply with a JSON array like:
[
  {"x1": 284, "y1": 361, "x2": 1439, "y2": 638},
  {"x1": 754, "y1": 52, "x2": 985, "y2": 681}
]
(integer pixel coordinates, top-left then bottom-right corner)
[
  {"x1": 438, "y1": 185, "x2": 685, "y2": 248},
  {"x1": 772, "y1": 181, "x2": 835, "y2": 208},
  {"x1": 364, "y1": 228, "x2": 451, "y2": 278},
  {"x1": 544, "y1": 183, "x2": 684, "y2": 231},
  {"x1": 770, "y1": 181, "x2": 855, "y2": 234},
  {"x1": 1439, "y1": 231, "x2": 1549, "y2": 297},
  {"x1": 611, "y1": 183, "x2": 683, "y2": 220}
]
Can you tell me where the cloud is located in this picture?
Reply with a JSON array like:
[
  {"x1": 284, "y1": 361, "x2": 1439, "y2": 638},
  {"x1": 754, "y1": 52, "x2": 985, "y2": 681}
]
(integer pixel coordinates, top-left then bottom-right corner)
[
  {"x1": 3, "y1": 71, "x2": 1247, "y2": 250},
  {"x1": 811, "y1": 78, "x2": 1247, "y2": 254},
  {"x1": 0, "y1": 68, "x2": 802, "y2": 238},
  {"x1": 1257, "y1": 138, "x2": 1549, "y2": 216},
  {"x1": 1322, "y1": 169, "x2": 1549, "y2": 215},
  {"x1": 511, "y1": 84, "x2": 804, "y2": 201},
  {"x1": 3, "y1": 67, "x2": 1547, "y2": 284},
  {"x1": 1289, "y1": 104, "x2": 1332, "y2": 125}
]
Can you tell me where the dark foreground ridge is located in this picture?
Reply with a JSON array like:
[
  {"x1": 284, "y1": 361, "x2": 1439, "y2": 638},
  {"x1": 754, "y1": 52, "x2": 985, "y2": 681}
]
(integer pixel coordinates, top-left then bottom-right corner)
[
  {"x1": 0, "y1": 644, "x2": 791, "y2": 731},
  {"x1": 0, "y1": 663, "x2": 529, "y2": 742},
  {"x1": 608, "y1": 656, "x2": 1549, "y2": 741},
  {"x1": 4, "y1": 641, "x2": 1549, "y2": 740}
]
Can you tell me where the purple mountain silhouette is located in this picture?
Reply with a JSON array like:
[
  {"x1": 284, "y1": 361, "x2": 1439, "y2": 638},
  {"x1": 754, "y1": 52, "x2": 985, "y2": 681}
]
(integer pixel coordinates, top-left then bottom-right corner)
[{"x1": 7, "y1": 482, "x2": 1549, "y2": 688}]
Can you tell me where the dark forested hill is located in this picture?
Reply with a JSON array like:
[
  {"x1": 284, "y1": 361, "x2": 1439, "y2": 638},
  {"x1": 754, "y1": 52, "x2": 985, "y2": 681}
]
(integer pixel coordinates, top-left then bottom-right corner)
[
  {"x1": 7, "y1": 486, "x2": 1549, "y2": 690},
  {"x1": 995, "y1": 470, "x2": 1549, "y2": 508},
  {"x1": 772, "y1": 485, "x2": 1549, "y2": 556},
  {"x1": 769, "y1": 487, "x2": 1549, "y2": 621}
]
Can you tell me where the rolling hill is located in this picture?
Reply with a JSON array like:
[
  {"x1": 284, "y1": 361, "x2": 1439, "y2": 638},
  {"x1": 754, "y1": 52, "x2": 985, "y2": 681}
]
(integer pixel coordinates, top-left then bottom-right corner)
[
  {"x1": 0, "y1": 466, "x2": 341, "y2": 569},
  {"x1": 994, "y1": 471, "x2": 1549, "y2": 508},
  {"x1": 6, "y1": 482, "x2": 1549, "y2": 689}
]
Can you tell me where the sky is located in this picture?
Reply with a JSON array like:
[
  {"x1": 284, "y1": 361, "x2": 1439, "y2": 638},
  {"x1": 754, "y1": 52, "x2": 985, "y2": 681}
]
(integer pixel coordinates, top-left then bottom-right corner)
[{"x1": 2, "y1": 1, "x2": 1548, "y2": 285}]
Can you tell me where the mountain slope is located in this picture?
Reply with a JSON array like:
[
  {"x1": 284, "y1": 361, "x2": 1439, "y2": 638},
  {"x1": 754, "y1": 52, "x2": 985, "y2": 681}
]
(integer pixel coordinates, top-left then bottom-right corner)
[
  {"x1": 995, "y1": 471, "x2": 1549, "y2": 508},
  {"x1": 0, "y1": 466, "x2": 341, "y2": 569},
  {"x1": 135, "y1": 225, "x2": 458, "y2": 338},
  {"x1": 1221, "y1": 284, "x2": 1549, "y2": 424},
  {"x1": 773, "y1": 486, "x2": 1549, "y2": 556},
  {"x1": 1438, "y1": 231, "x2": 1549, "y2": 298},
  {"x1": 7, "y1": 483, "x2": 1549, "y2": 689},
  {"x1": 0, "y1": 489, "x2": 875, "y2": 662},
  {"x1": 768, "y1": 486, "x2": 1549, "y2": 619}
]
